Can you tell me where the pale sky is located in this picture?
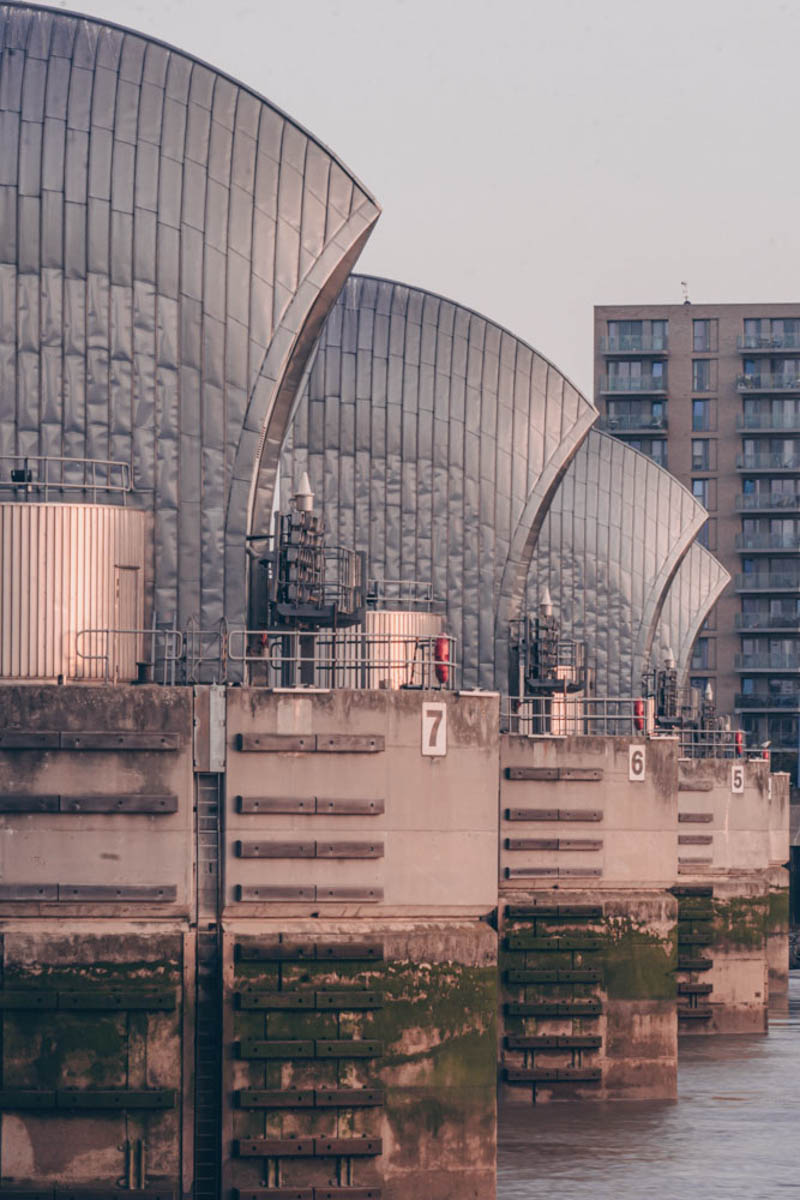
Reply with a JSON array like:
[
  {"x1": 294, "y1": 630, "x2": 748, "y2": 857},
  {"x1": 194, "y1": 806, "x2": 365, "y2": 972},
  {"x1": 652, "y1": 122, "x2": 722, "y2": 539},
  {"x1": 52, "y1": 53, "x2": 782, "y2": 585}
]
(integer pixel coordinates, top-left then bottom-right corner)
[{"x1": 36, "y1": 0, "x2": 800, "y2": 395}]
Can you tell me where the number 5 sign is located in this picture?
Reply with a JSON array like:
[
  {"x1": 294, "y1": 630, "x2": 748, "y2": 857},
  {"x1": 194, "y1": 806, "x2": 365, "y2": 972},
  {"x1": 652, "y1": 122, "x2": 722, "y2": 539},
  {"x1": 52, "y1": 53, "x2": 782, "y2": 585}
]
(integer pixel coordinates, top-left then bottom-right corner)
[
  {"x1": 629, "y1": 744, "x2": 646, "y2": 782},
  {"x1": 422, "y1": 702, "x2": 447, "y2": 757},
  {"x1": 731, "y1": 764, "x2": 744, "y2": 794}
]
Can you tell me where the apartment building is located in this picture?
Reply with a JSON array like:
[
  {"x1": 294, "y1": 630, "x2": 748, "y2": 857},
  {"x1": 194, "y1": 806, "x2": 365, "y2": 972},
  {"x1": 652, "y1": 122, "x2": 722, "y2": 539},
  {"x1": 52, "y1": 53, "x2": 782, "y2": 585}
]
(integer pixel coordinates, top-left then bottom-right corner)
[{"x1": 594, "y1": 303, "x2": 800, "y2": 776}]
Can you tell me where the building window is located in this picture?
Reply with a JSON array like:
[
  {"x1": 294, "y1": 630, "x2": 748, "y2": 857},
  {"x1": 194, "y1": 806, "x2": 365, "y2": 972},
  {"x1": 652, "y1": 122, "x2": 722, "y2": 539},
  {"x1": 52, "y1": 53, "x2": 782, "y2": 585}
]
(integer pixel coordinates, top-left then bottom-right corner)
[
  {"x1": 693, "y1": 319, "x2": 717, "y2": 352},
  {"x1": 606, "y1": 319, "x2": 668, "y2": 353},
  {"x1": 692, "y1": 478, "x2": 709, "y2": 506},
  {"x1": 691, "y1": 638, "x2": 713, "y2": 670},
  {"x1": 771, "y1": 318, "x2": 800, "y2": 350},
  {"x1": 651, "y1": 319, "x2": 668, "y2": 350},
  {"x1": 692, "y1": 399, "x2": 710, "y2": 431},
  {"x1": 692, "y1": 439, "x2": 710, "y2": 470},
  {"x1": 744, "y1": 318, "x2": 763, "y2": 348},
  {"x1": 692, "y1": 359, "x2": 713, "y2": 391}
]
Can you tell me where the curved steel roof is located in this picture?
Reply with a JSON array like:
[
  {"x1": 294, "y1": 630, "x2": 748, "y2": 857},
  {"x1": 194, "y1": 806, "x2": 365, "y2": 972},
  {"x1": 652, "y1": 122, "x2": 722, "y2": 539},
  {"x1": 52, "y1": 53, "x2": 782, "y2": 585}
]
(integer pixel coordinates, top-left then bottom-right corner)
[
  {"x1": 527, "y1": 430, "x2": 709, "y2": 695},
  {"x1": 655, "y1": 541, "x2": 731, "y2": 687},
  {"x1": 279, "y1": 274, "x2": 598, "y2": 689},
  {"x1": 0, "y1": 3, "x2": 380, "y2": 628}
]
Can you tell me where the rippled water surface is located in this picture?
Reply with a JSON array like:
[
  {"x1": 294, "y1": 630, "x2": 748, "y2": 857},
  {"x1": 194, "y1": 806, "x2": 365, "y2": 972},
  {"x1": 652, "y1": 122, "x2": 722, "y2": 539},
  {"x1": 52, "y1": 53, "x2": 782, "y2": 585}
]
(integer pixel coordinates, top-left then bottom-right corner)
[{"x1": 499, "y1": 973, "x2": 800, "y2": 1199}]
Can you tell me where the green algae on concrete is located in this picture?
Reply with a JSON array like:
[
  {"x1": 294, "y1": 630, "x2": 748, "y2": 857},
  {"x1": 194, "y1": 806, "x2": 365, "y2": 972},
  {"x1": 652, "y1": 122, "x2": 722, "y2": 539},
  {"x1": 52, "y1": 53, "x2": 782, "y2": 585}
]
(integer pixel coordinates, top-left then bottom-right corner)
[
  {"x1": 595, "y1": 916, "x2": 677, "y2": 1001},
  {"x1": 767, "y1": 888, "x2": 790, "y2": 932},
  {"x1": 712, "y1": 894, "x2": 769, "y2": 949},
  {"x1": 373, "y1": 960, "x2": 497, "y2": 1088}
]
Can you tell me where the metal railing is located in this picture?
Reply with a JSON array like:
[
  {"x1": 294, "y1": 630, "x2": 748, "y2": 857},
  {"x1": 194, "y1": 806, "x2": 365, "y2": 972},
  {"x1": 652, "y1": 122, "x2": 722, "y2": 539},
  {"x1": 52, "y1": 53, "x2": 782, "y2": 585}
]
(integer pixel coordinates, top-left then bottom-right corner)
[
  {"x1": 597, "y1": 414, "x2": 668, "y2": 432},
  {"x1": 75, "y1": 627, "x2": 183, "y2": 684},
  {"x1": 72, "y1": 622, "x2": 458, "y2": 690},
  {"x1": 600, "y1": 336, "x2": 668, "y2": 354},
  {"x1": 736, "y1": 452, "x2": 800, "y2": 471},
  {"x1": 600, "y1": 375, "x2": 667, "y2": 394},
  {"x1": 735, "y1": 612, "x2": 800, "y2": 631},
  {"x1": 228, "y1": 629, "x2": 457, "y2": 690},
  {"x1": 184, "y1": 619, "x2": 229, "y2": 685},
  {"x1": 736, "y1": 492, "x2": 800, "y2": 511},
  {"x1": 734, "y1": 652, "x2": 800, "y2": 671},
  {"x1": 501, "y1": 695, "x2": 651, "y2": 738},
  {"x1": 366, "y1": 578, "x2": 443, "y2": 611},
  {"x1": 0, "y1": 455, "x2": 132, "y2": 501},
  {"x1": 735, "y1": 572, "x2": 800, "y2": 591},
  {"x1": 738, "y1": 333, "x2": 800, "y2": 351},
  {"x1": 678, "y1": 728, "x2": 743, "y2": 759},
  {"x1": 737, "y1": 374, "x2": 800, "y2": 392},
  {"x1": 737, "y1": 412, "x2": 800, "y2": 432},
  {"x1": 735, "y1": 692, "x2": 800, "y2": 710},
  {"x1": 735, "y1": 532, "x2": 800, "y2": 551}
]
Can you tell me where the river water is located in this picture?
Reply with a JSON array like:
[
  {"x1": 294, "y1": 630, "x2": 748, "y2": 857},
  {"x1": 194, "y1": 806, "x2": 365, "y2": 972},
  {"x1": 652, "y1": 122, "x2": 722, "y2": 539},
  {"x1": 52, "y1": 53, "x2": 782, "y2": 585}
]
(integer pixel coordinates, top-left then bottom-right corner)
[{"x1": 499, "y1": 972, "x2": 800, "y2": 1199}]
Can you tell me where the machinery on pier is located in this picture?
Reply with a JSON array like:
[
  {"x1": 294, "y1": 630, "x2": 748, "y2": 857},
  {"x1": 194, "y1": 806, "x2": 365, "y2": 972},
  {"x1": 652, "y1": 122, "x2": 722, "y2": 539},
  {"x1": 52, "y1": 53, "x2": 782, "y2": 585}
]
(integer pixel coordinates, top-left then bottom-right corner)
[{"x1": 261, "y1": 473, "x2": 366, "y2": 631}]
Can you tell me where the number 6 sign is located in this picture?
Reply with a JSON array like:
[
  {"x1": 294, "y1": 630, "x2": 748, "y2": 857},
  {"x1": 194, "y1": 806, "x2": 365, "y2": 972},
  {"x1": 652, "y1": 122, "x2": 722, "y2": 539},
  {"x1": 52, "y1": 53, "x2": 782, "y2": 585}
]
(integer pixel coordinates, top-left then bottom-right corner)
[
  {"x1": 629, "y1": 744, "x2": 646, "y2": 782},
  {"x1": 422, "y1": 702, "x2": 447, "y2": 757}
]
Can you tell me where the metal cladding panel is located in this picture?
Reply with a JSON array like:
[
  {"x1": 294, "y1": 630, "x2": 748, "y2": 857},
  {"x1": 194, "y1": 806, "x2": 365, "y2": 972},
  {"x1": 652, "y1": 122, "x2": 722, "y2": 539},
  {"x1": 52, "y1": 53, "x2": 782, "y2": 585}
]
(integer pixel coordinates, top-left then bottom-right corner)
[
  {"x1": 0, "y1": 501, "x2": 145, "y2": 680},
  {"x1": 0, "y1": 5, "x2": 380, "y2": 635},
  {"x1": 527, "y1": 430, "x2": 709, "y2": 695},
  {"x1": 656, "y1": 542, "x2": 731, "y2": 687},
  {"x1": 279, "y1": 275, "x2": 597, "y2": 691}
]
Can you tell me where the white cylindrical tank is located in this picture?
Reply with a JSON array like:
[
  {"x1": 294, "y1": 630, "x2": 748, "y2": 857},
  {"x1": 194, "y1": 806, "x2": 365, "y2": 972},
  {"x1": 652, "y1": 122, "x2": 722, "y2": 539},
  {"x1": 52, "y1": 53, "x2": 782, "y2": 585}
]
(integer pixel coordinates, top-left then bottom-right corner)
[
  {"x1": 362, "y1": 608, "x2": 444, "y2": 690},
  {"x1": 0, "y1": 503, "x2": 146, "y2": 682}
]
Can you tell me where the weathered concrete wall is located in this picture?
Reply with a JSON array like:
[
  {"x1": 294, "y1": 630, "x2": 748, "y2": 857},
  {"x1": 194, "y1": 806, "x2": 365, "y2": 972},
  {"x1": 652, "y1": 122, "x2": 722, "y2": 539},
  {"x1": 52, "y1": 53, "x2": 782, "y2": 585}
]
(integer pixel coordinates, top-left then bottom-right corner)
[
  {"x1": 767, "y1": 773, "x2": 791, "y2": 993},
  {"x1": 675, "y1": 758, "x2": 790, "y2": 1026},
  {"x1": 0, "y1": 686, "x2": 194, "y2": 915},
  {"x1": 225, "y1": 689, "x2": 500, "y2": 916},
  {"x1": 224, "y1": 921, "x2": 497, "y2": 1200},
  {"x1": 499, "y1": 892, "x2": 677, "y2": 1104},
  {"x1": 500, "y1": 735, "x2": 679, "y2": 889},
  {"x1": 677, "y1": 756, "x2": 771, "y2": 874},
  {"x1": 221, "y1": 689, "x2": 499, "y2": 1198},
  {"x1": 498, "y1": 735, "x2": 680, "y2": 1102},
  {"x1": 0, "y1": 926, "x2": 185, "y2": 1190},
  {"x1": 676, "y1": 879, "x2": 769, "y2": 1035}
]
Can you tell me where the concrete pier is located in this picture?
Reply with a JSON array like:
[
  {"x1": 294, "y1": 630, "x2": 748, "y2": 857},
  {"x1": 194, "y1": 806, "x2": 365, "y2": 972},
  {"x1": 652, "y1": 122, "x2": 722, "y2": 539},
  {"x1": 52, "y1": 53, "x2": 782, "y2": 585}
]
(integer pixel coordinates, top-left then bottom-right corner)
[{"x1": 0, "y1": 684, "x2": 789, "y2": 1194}]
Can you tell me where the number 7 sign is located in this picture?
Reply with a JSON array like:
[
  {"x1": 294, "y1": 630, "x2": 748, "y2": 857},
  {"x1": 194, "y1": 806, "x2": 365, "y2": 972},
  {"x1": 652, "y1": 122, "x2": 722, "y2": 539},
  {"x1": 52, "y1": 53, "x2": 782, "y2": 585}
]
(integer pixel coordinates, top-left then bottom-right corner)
[{"x1": 422, "y1": 702, "x2": 447, "y2": 757}]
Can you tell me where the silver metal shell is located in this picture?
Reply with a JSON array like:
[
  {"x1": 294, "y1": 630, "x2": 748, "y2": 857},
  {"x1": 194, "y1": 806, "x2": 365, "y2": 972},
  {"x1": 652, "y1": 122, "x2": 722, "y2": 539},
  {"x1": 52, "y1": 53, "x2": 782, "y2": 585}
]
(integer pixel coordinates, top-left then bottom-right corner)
[
  {"x1": 656, "y1": 541, "x2": 731, "y2": 687},
  {"x1": 527, "y1": 430, "x2": 710, "y2": 694},
  {"x1": 279, "y1": 275, "x2": 597, "y2": 690},
  {"x1": 0, "y1": 4, "x2": 380, "y2": 632}
]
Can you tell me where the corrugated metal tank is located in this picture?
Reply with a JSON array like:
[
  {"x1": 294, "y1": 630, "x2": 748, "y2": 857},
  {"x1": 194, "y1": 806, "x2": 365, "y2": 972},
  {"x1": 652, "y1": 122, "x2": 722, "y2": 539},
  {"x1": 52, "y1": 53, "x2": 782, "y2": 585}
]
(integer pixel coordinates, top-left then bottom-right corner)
[
  {"x1": 0, "y1": 504, "x2": 146, "y2": 682},
  {"x1": 362, "y1": 609, "x2": 444, "y2": 689}
]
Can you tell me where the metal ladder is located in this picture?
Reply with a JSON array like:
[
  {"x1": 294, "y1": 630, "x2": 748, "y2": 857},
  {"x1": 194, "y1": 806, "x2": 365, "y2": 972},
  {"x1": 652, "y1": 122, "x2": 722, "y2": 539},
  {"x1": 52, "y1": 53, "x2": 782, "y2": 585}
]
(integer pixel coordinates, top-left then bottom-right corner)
[{"x1": 194, "y1": 774, "x2": 223, "y2": 1199}]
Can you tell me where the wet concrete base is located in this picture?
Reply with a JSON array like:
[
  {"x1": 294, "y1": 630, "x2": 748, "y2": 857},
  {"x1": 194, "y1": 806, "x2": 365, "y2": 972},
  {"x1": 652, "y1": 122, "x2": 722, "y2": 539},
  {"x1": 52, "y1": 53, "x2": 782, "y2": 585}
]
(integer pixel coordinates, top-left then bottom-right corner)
[
  {"x1": 499, "y1": 890, "x2": 678, "y2": 1103},
  {"x1": 225, "y1": 919, "x2": 498, "y2": 1200}
]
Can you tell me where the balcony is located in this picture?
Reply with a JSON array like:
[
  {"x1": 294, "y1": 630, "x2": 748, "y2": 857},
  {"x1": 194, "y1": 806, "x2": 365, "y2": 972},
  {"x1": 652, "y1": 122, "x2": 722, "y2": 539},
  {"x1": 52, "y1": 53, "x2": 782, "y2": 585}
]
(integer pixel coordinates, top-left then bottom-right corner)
[
  {"x1": 599, "y1": 375, "x2": 667, "y2": 395},
  {"x1": 735, "y1": 693, "x2": 800, "y2": 710},
  {"x1": 735, "y1": 572, "x2": 800, "y2": 592},
  {"x1": 736, "y1": 492, "x2": 800, "y2": 513},
  {"x1": 737, "y1": 374, "x2": 800, "y2": 393},
  {"x1": 734, "y1": 652, "x2": 800, "y2": 671},
  {"x1": 737, "y1": 412, "x2": 800, "y2": 432},
  {"x1": 738, "y1": 333, "x2": 800, "y2": 352},
  {"x1": 600, "y1": 336, "x2": 668, "y2": 355},
  {"x1": 596, "y1": 414, "x2": 668, "y2": 434},
  {"x1": 735, "y1": 613, "x2": 800, "y2": 632},
  {"x1": 735, "y1": 532, "x2": 800, "y2": 552},
  {"x1": 736, "y1": 452, "x2": 800, "y2": 472}
]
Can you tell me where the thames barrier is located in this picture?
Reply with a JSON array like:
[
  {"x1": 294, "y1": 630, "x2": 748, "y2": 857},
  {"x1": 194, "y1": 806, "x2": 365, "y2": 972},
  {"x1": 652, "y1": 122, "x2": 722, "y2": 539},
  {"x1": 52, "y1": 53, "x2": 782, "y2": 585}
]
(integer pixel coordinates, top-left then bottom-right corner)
[{"x1": 0, "y1": 6, "x2": 790, "y2": 1200}]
